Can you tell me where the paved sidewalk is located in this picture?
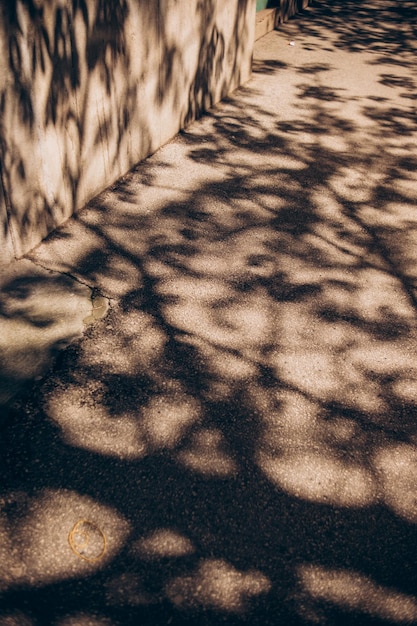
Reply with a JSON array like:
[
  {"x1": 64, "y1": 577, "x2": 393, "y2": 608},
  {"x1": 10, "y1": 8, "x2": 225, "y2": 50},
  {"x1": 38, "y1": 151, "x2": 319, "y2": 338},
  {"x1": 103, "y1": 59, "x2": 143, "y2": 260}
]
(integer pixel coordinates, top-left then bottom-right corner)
[{"x1": 1, "y1": 1, "x2": 417, "y2": 624}]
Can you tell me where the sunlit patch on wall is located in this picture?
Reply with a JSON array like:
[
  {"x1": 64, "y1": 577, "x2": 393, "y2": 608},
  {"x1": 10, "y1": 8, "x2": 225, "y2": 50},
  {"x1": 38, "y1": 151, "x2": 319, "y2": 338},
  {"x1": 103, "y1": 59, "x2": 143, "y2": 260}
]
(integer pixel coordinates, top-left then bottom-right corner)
[
  {"x1": 131, "y1": 528, "x2": 195, "y2": 560},
  {"x1": 45, "y1": 385, "x2": 147, "y2": 459},
  {"x1": 177, "y1": 428, "x2": 239, "y2": 478},
  {"x1": 373, "y1": 443, "x2": 417, "y2": 523},
  {"x1": 258, "y1": 450, "x2": 375, "y2": 507},
  {"x1": 0, "y1": 489, "x2": 130, "y2": 589},
  {"x1": 165, "y1": 559, "x2": 271, "y2": 613},
  {"x1": 297, "y1": 564, "x2": 417, "y2": 623}
]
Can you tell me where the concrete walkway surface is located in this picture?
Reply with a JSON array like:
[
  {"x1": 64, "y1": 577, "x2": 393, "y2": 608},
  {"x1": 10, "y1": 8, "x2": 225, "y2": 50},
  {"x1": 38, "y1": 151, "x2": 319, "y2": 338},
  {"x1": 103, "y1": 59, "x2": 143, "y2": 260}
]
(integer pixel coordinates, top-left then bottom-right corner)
[{"x1": 1, "y1": 1, "x2": 417, "y2": 624}]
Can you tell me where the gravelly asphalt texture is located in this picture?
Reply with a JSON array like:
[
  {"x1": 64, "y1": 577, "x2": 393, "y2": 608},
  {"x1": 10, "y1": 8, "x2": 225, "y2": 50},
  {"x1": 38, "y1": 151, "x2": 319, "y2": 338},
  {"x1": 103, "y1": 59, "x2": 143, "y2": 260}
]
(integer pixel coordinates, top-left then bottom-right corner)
[{"x1": 1, "y1": 1, "x2": 417, "y2": 624}]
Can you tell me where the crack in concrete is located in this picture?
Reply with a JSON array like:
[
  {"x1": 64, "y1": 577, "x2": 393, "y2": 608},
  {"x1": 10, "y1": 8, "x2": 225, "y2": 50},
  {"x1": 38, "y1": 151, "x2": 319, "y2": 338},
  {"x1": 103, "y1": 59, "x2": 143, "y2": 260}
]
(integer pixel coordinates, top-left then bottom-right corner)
[
  {"x1": 0, "y1": 256, "x2": 111, "y2": 407},
  {"x1": 25, "y1": 256, "x2": 112, "y2": 324}
]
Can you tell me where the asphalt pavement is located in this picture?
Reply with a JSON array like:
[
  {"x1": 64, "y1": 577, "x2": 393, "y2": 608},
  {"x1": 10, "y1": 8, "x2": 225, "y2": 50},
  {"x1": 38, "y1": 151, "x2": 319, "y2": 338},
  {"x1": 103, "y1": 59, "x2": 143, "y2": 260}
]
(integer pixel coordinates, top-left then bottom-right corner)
[{"x1": 1, "y1": 1, "x2": 417, "y2": 624}]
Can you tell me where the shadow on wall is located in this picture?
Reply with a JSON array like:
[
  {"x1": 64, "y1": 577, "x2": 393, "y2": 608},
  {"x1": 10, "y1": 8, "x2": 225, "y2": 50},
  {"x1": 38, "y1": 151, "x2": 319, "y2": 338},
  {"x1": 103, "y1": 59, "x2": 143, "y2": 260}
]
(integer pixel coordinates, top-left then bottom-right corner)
[{"x1": 0, "y1": 0, "x2": 255, "y2": 261}]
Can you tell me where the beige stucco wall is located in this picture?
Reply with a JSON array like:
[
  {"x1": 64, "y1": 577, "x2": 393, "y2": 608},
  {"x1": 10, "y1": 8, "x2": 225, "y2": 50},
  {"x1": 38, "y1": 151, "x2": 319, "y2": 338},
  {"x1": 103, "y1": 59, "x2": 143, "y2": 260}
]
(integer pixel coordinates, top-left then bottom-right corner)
[
  {"x1": 278, "y1": 0, "x2": 310, "y2": 22},
  {"x1": 0, "y1": 0, "x2": 256, "y2": 262},
  {"x1": 0, "y1": 184, "x2": 14, "y2": 267},
  {"x1": 256, "y1": 0, "x2": 312, "y2": 41},
  {"x1": 0, "y1": 26, "x2": 16, "y2": 266}
]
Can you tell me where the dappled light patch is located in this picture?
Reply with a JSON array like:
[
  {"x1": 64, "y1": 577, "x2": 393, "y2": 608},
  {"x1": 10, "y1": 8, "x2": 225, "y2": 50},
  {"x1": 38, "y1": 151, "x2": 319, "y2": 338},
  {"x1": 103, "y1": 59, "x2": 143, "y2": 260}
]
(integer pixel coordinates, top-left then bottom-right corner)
[
  {"x1": 349, "y1": 269, "x2": 412, "y2": 323},
  {"x1": 0, "y1": 489, "x2": 130, "y2": 589},
  {"x1": 305, "y1": 224, "x2": 363, "y2": 266},
  {"x1": 165, "y1": 558, "x2": 271, "y2": 613},
  {"x1": 391, "y1": 376, "x2": 417, "y2": 405},
  {"x1": 44, "y1": 383, "x2": 147, "y2": 459},
  {"x1": 373, "y1": 444, "x2": 417, "y2": 524},
  {"x1": 142, "y1": 393, "x2": 201, "y2": 450},
  {"x1": 254, "y1": 388, "x2": 318, "y2": 446},
  {"x1": 297, "y1": 564, "x2": 417, "y2": 624},
  {"x1": 82, "y1": 309, "x2": 168, "y2": 374},
  {"x1": 132, "y1": 529, "x2": 195, "y2": 560},
  {"x1": 258, "y1": 450, "x2": 375, "y2": 508},
  {"x1": 330, "y1": 166, "x2": 381, "y2": 204},
  {"x1": 0, "y1": 263, "x2": 92, "y2": 403},
  {"x1": 348, "y1": 342, "x2": 417, "y2": 377},
  {"x1": 273, "y1": 348, "x2": 341, "y2": 402},
  {"x1": 177, "y1": 428, "x2": 239, "y2": 478},
  {"x1": 392, "y1": 177, "x2": 417, "y2": 201},
  {"x1": 183, "y1": 335, "x2": 258, "y2": 385},
  {"x1": 253, "y1": 385, "x2": 381, "y2": 507},
  {"x1": 45, "y1": 382, "x2": 201, "y2": 458},
  {"x1": 159, "y1": 273, "x2": 273, "y2": 359},
  {"x1": 156, "y1": 276, "x2": 230, "y2": 301}
]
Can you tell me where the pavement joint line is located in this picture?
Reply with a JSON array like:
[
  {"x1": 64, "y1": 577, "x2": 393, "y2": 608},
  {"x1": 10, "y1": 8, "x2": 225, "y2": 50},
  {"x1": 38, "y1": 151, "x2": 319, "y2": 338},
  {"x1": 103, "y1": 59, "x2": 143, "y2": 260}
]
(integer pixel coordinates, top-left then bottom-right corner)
[
  {"x1": 26, "y1": 256, "x2": 94, "y2": 293},
  {"x1": 25, "y1": 255, "x2": 113, "y2": 320}
]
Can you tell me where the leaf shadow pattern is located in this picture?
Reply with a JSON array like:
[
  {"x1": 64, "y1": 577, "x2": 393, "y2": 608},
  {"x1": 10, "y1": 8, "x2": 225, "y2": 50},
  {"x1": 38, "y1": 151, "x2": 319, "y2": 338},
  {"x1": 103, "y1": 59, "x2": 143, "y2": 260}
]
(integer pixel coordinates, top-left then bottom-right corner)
[
  {"x1": 0, "y1": 0, "x2": 254, "y2": 257},
  {"x1": 2, "y1": 1, "x2": 417, "y2": 624}
]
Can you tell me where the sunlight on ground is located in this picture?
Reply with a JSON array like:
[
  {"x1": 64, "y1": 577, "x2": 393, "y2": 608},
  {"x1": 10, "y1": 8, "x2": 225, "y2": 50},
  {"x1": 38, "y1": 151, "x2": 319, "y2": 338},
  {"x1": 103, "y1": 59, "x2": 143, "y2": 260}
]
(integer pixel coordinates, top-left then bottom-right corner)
[
  {"x1": 177, "y1": 427, "x2": 239, "y2": 477},
  {"x1": 184, "y1": 334, "x2": 258, "y2": 385},
  {"x1": 298, "y1": 564, "x2": 417, "y2": 623},
  {"x1": 79, "y1": 309, "x2": 167, "y2": 375},
  {"x1": 45, "y1": 385, "x2": 201, "y2": 459},
  {"x1": 132, "y1": 528, "x2": 195, "y2": 559},
  {"x1": 45, "y1": 385, "x2": 147, "y2": 459},
  {"x1": 253, "y1": 382, "x2": 417, "y2": 512},
  {"x1": 0, "y1": 267, "x2": 91, "y2": 403},
  {"x1": 259, "y1": 450, "x2": 375, "y2": 507},
  {"x1": 373, "y1": 443, "x2": 417, "y2": 524},
  {"x1": 142, "y1": 394, "x2": 201, "y2": 450},
  {"x1": 165, "y1": 558, "x2": 271, "y2": 613},
  {"x1": 160, "y1": 277, "x2": 272, "y2": 354},
  {"x1": 0, "y1": 489, "x2": 130, "y2": 590}
]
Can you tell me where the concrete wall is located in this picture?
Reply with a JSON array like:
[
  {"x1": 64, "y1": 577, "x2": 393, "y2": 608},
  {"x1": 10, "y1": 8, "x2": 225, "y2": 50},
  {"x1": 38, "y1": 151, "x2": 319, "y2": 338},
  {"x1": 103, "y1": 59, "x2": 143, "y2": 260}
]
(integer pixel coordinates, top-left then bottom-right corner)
[
  {"x1": 277, "y1": 0, "x2": 310, "y2": 23},
  {"x1": 0, "y1": 0, "x2": 256, "y2": 263},
  {"x1": 0, "y1": 178, "x2": 14, "y2": 267},
  {"x1": 256, "y1": 0, "x2": 311, "y2": 40}
]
